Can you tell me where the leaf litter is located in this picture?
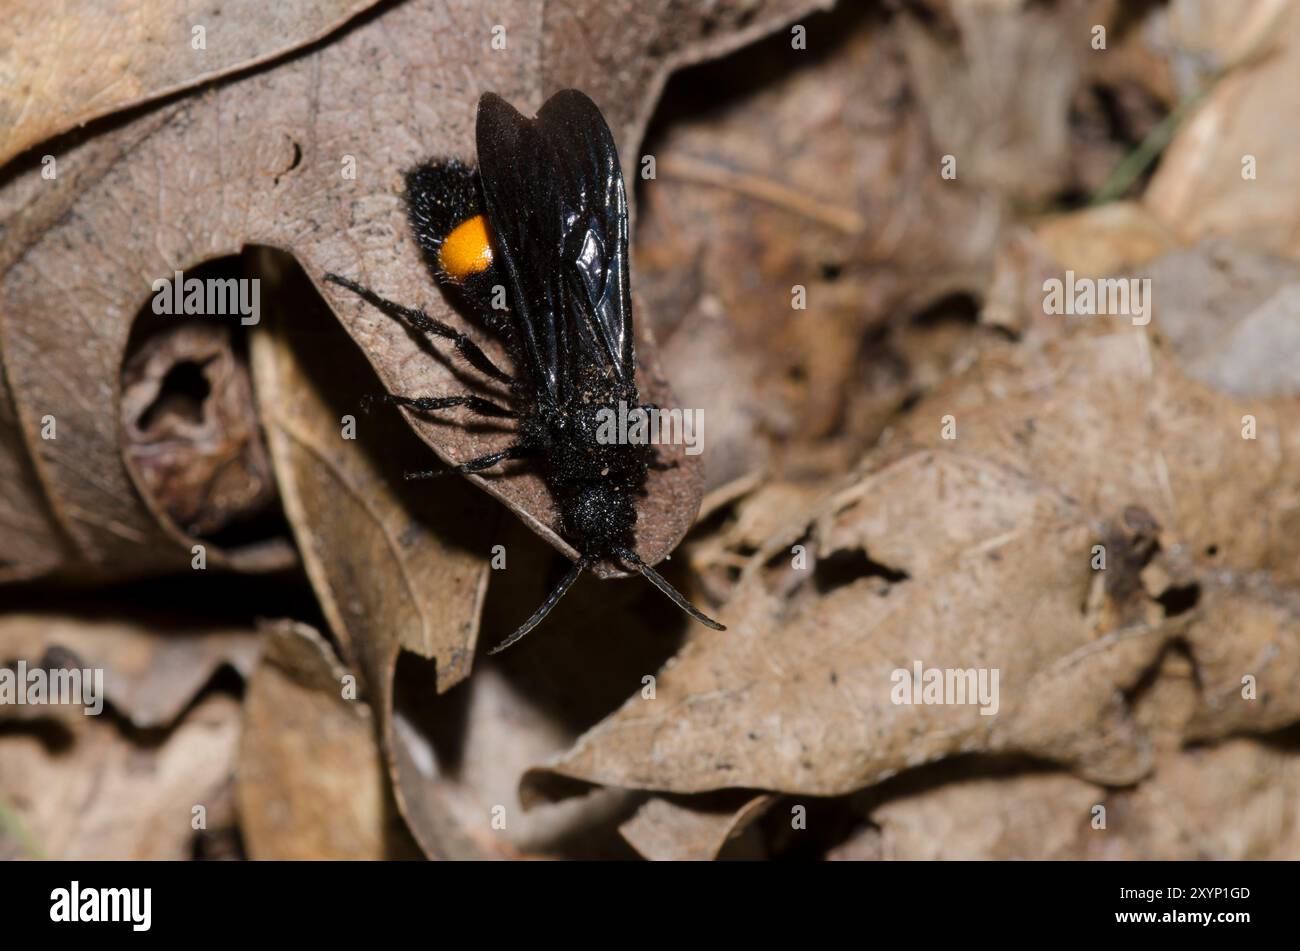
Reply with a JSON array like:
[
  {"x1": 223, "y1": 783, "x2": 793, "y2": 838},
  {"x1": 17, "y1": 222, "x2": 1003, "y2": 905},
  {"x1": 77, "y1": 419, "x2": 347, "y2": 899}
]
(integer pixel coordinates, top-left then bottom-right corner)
[{"x1": 1, "y1": 0, "x2": 1299, "y2": 860}]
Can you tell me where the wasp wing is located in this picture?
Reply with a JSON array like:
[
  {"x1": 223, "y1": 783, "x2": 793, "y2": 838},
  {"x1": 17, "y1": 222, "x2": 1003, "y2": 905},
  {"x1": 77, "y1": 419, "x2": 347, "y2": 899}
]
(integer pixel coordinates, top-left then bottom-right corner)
[{"x1": 475, "y1": 89, "x2": 634, "y2": 400}]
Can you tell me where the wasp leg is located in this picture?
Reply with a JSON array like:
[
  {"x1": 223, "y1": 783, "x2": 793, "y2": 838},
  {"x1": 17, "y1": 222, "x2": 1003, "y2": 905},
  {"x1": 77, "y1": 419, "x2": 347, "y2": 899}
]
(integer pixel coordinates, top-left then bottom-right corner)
[
  {"x1": 403, "y1": 444, "x2": 530, "y2": 480},
  {"x1": 377, "y1": 393, "x2": 515, "y2": 419},
  {"x1": 324, "y1": 273, "x2": 514, "y2": 385}
]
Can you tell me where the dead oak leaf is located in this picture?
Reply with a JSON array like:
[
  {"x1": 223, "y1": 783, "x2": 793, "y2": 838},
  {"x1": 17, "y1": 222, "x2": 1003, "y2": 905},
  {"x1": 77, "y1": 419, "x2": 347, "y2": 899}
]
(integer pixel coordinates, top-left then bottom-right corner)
[
  {"x1": 523, "y1": 450, "x2": 1178, "y2": 801},
  {"x1": 0, "y1": 1, "x2": 380, "y2": 165},
  {"x1": 237, "y1": 620, "x2": 415, "y2": 860}
]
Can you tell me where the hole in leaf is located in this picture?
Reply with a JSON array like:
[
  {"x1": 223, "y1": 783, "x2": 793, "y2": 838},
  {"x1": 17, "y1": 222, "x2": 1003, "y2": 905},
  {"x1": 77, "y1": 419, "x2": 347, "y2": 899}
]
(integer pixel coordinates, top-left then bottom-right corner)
[
  {"x1": 138, "y1": 359, "x2": 212, "y2": 431},
  {"x1": 814, "y1": 548, "x2": 909, "y2": 594},
  {"x1": 1157, "y1": 583, "x2": 1201, "y2": 617}
]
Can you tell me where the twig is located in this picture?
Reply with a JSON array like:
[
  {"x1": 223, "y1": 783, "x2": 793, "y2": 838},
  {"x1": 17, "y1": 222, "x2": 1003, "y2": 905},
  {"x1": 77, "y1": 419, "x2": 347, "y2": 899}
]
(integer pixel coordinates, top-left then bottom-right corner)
[{"x1": 659, "y1": 153, "x2": 866, "y2": 235}]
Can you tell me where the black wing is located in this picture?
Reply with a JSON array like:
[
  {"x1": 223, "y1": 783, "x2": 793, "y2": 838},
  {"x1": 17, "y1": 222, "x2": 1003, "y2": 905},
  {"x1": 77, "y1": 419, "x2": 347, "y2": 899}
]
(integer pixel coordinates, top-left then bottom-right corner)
[{"x1": 475, "y1": 89, "x2": 634, "y2": 401}]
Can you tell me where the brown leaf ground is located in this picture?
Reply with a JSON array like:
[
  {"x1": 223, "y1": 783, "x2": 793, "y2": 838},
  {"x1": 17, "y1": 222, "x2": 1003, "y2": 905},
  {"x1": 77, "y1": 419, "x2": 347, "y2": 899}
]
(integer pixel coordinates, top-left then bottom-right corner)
[{"x1": 3, "y1": 0, "x2": 1299, "y2": 861}]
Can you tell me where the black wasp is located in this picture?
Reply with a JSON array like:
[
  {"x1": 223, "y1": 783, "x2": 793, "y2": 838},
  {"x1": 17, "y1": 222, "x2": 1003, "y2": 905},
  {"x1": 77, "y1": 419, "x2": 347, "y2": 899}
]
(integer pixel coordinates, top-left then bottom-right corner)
[{"x1": 326, "y1": 89, "x2": 724, "y2": 654}]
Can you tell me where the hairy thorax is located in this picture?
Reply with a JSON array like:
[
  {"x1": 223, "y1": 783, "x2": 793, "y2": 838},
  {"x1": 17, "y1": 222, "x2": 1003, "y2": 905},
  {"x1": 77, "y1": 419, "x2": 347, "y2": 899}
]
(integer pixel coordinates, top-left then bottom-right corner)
[{"x1": 516, "y1": 372, "x2": 648, "y2": 555}]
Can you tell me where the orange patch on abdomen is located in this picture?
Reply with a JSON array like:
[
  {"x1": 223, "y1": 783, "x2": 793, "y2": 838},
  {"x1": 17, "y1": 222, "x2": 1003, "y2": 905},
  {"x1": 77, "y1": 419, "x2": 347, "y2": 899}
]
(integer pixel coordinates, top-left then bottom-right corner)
[{"x1": 438, "y1": 214, "x2": 494, "y2": 281}]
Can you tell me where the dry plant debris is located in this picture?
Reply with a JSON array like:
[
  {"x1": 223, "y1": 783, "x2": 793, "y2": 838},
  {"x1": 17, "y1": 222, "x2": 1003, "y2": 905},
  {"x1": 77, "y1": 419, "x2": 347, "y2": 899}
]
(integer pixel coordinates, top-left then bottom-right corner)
[{"x1": 1, "y1": 0, "x2": 1298, "y2": 861}]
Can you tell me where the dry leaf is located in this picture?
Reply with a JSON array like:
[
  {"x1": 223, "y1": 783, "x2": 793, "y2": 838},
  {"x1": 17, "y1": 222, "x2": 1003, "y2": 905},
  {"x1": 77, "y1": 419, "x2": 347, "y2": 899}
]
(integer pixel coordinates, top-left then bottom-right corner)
[
  {"x1": 237, "y1": 620, "x2": 412, "y2": 859},
  {"x1": 886, "y1": 323, "x2": 1300, "y2": 729},
  {"x1": 847, "y1": 736, "x2": 1300, "y2": 860},
  {"x1": 887, "y1": 329, "x2": 1300, "y2": 586},
  {"x1": 1087, "y1": 738, "x2": 1300, "y2": 859},
  {"x1": 0, "y1": 610, "x2": 258, "y2": 728},
  {"x1": 1145, "y1": 0, "x2": 1300, "y2": 257},
  {"x1": 1182, "y1": 576, "x2": 1300, "y2": 740},
  {"x1": 393, "y1": 658, "x2": 640, "y2": 860},
  {"x1": 690, "y1": 478, "x2": 827, "y2": 606},
  {"x1": 618, "y1": 792, "x2": 773, "y2": 861},
  {"x1": 524, "y1": 322, "x2": 1300, "y2": 803},
  {"x1": 0, "y1": 1, "x2": 379, "y2": 165},
  {"x1": 981, "y1": 202, "x2": 1181, "y2": 338},
  {"x1": 249, "y1": 254, "x2": 493, "y2": 858},
  {"x1": 1139, "y1": 240, "x2": 1300, "y2": 397},
  {"x1": 898, "y1": 0, "x2": 1109, "y2": 202},
  {"x1": 386, "y1": 515, "x2": 719, "y2": 860},
  {"x1": 525, "y1": 450, "x2": 1178, "y2": 799},
  {"x1": 5, "y1": 0, "x2": 1296, "y2": 864},
  {"x1": 0, "y1": 691, "x2": 241, "y2": 859},
  {"x1": 639, "y1": 3, "x2": 1000, "y2": 489},
  {"x1": 852, "y1": 768, "x2": 1100, "y2": 861}
]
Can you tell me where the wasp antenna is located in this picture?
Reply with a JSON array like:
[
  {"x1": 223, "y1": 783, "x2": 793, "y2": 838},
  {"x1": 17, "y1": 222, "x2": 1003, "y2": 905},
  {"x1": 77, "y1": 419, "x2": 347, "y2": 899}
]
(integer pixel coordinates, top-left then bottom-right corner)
[
  {"x1": 617, "y1": 548, "x2": 726, "y2": 631},
  {"x1": 486, "y1": 557, "x2": 591, "y2": 655}
]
